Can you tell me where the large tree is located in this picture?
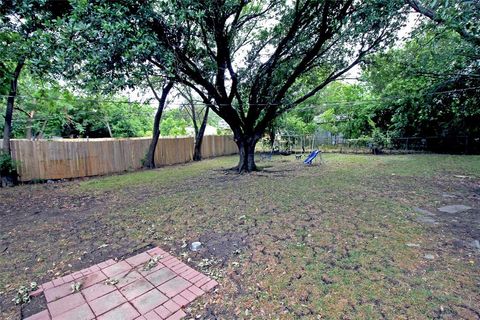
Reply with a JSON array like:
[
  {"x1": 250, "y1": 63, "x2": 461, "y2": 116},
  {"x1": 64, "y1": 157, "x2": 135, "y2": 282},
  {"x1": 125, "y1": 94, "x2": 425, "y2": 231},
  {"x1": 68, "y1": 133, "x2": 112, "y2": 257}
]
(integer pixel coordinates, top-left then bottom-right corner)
[{"x1": 59, "y1": 0, "x2": 406, "y2": 172}]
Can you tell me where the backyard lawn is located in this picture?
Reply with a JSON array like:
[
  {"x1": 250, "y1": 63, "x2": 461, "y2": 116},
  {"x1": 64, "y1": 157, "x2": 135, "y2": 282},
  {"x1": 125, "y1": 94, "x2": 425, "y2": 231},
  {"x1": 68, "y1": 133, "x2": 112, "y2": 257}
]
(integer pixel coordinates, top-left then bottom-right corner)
[{"x1": 0, "y1": 154, "x2": 479, "y2": 319}]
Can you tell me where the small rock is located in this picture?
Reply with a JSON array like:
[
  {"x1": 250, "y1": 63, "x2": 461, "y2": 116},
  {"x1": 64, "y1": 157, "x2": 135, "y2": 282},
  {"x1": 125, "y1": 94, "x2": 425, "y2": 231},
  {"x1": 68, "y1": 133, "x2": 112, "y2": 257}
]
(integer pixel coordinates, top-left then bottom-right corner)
[
  {"x1": 406, "y1": 243, "x2": 420, "y2": 248},
  {"x1": 415, "y1": 216, "x2": 437, "y2": 225},
  {"x1": 437, "y1": 205, "x2": 472, "y2": 214},
  {"x1": 190, "y1": 242, "x2": 202, "y2": 251},
  {"x1": 453, "y1": 175, "x2": 471, "y2": 179},
  {"x1": 414, "y1": 207, "x2": 435, "y2": 216},
  {"x1": 471, "y1": 240, "x2": 480, "y2": 250},
  {"x1": 442, "y1": 193, "x2": 458, "y2": 198},
  {"x1": 424, "y1": 254, "x2": 435, "y2": 260}
]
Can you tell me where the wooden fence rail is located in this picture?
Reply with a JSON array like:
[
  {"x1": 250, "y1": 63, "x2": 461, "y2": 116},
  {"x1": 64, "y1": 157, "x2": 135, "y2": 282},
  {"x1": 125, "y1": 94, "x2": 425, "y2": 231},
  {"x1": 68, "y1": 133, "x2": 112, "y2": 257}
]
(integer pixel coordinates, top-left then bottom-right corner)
[{"x1": 4, "y1": 135, "x2": 237, "y2": 181}]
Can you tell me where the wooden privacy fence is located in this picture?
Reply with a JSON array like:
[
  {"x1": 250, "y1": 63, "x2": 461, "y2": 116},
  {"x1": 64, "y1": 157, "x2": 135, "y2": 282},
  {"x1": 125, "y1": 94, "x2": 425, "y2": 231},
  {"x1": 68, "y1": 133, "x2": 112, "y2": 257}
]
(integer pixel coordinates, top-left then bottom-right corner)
[{"x1": 7, "y1": 135, "x2": 238, "y2": 181}]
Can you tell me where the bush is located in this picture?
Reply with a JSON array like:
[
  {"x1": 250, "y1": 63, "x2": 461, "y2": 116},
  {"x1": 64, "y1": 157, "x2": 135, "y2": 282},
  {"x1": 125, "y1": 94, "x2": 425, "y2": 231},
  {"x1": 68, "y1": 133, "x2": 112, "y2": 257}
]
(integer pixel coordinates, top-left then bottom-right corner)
[
  {"x1": 371, "y1": 129, "x2": 391, "y2": 150},
  {"x1": 0, "y1": 152, "x2": 18, "y2": 176}
]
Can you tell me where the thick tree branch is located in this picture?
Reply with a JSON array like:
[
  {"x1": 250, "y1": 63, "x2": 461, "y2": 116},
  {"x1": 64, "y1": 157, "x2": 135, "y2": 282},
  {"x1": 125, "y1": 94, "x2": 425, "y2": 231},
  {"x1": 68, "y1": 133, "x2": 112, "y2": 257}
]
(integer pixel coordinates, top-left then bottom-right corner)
[{"x1": 405, "y1": 0, "x2": 480, "y2": 46}]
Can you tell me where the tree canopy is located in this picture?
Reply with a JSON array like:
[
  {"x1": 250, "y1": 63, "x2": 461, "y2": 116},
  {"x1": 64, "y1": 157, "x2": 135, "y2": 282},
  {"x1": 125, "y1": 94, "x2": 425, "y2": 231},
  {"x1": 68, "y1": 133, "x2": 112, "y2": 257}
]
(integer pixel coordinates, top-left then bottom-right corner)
[
  {"x1": 0, "y1": 74, "x2": 155, "y2": 139},
  {"x1": 53, "y1": 0, "x2": 408, "y2": 171}
]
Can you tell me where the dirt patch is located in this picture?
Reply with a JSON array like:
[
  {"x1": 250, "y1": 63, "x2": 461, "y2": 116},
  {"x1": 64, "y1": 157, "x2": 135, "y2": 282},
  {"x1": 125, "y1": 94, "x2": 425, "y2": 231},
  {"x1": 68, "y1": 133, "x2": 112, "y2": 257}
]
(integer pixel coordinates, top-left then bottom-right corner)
[
  {"x1": 20, "y1": 292, "x2": 47, "y2": 319},
  {"x1": 195, "y1": 232, "x2": 249, "y2": 264}
]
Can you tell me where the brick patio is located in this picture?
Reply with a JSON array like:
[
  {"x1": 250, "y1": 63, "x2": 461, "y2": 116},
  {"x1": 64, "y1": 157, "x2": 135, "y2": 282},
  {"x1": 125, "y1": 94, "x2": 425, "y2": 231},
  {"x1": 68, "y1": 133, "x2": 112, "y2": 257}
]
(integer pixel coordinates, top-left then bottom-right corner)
[{"x1": 25, "y1": 247, "x2": 218, "y2": 320}]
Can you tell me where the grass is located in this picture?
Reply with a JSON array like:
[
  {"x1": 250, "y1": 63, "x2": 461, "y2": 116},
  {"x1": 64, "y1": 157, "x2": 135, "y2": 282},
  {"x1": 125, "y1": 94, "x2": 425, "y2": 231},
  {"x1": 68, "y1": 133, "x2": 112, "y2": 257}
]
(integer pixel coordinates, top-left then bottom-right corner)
[{"x1": 0, "y1": 154, "x2": 479, "y2": 319}]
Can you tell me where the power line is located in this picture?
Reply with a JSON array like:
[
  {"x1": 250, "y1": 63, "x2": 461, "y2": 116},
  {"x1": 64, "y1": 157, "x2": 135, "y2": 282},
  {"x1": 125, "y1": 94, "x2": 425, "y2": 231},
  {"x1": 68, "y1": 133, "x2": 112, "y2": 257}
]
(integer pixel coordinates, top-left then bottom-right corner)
[
  {"x1": 0, "y1": 95, "x2": 153, "y2": 105},
  {"x1": 291, "y1": 86, "x2": 480, "y2": 112},
  {"x1": 1, "y1": 86, "x2": 479, "y2": 110}
]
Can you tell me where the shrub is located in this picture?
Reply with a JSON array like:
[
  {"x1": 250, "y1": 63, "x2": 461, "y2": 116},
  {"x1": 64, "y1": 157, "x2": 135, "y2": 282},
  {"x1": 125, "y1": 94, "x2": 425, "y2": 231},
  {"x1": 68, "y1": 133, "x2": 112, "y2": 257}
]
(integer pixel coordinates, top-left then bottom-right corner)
[
  {"x1": 0, "y1": 152, "x2": 18, "y2": 176},
  {"x1": 371, "y1": 129, "x2": 391, "y2": 150}
]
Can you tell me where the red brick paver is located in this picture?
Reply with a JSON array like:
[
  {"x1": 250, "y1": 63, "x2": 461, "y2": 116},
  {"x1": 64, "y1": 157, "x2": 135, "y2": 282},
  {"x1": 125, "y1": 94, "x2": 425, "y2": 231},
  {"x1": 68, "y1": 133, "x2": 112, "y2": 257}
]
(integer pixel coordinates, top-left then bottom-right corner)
[
  {"x1": 51, "y1": 303, "x2": 95, "y2": 320},
  {"x1": 44, "y1": 282, "x2": 73, "y2": 302},
  {"x1": 153, "y1": 305, "x2": 172, "y2": 319},
  {"x1": 48, "y1": 293, "x2": 86, "y2": 318},
  {"x1": 130, "y1": 289, "x2": 168, "y2": 314},
  {"x1": 166, "y1": 310, "x2": 187, "y2": 320},
  {"x1": 102, "y1": 261, "x2": 132, "y2": 278},
  {"x1": 120, "y1": 279, "x2": 155, "y2": 301},
  {"x1": 25, "y1": 247, "x2": 217, "y2": 320},
  {"x1": 83, "y1": 282, "x2": 115, "y2": 302},
  {"x1": 145, "y1": 268, "x2": 176, "y2": 287},
  {"x1": 89, "y1": 291, "x2": 127, "y2": 316},
  {"x1": 126, "y1": 252, "x2": 152, "y2": 267},
  {"x1": 157, "y1": 277, "x2": 191, "y2": 298},
  {"x1": 97, "y1": 302, "x2": 139, "y2": 320}
]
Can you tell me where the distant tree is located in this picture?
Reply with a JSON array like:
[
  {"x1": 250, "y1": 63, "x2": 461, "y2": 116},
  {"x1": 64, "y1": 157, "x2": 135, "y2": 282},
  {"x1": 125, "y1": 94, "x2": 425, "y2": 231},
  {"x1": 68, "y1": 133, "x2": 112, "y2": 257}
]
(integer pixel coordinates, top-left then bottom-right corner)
[
  {"x1": 0, "y1": 74, "x2": 154, "y2": 139},
  {"x1": 361, "y1": 29, "x2": 480, "y2": 138},
  {"x1": 143, "y1": 78, "x2": 174, "y2": 168},
  {"x1": 160, "y1": 112, "x2": 188, "y2": 137},
  {"x1": 315, "y1": 82, "x2": 375, "y2": 138},
  {"x1": 177, "y1": 86, "x2": 211, "y2": 161}
]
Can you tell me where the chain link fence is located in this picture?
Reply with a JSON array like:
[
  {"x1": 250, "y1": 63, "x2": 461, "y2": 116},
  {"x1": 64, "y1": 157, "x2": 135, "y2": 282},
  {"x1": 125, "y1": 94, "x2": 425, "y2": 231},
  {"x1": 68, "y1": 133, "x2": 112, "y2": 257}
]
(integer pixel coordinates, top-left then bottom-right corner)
[{"x1": 260, "y1": 134, "x2": 480, "y2": 155}]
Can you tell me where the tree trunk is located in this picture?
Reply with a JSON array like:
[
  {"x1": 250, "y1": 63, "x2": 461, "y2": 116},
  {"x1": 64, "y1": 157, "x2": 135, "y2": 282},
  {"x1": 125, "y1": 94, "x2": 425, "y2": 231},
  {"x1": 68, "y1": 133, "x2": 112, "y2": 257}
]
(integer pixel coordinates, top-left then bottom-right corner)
[
  {"x1": 2, "y1": 58, "x2": 25, "y2": 155},
  {"x1": 234, "y1": 135, "x2": 259, "y2": 173},
  {"x1": 143, "y1": 81, "x2": 174, "y2": 169},
  {"x1": 105, "y1": 119, "x2": 113, "y2": 138},
  {"x1": 36, "y1": 120, "x2": 48, "y2": 140},
  {"x1": 25, "y1": 111, "x2": 35, "y2": 140},
  {"x1": 268, "y1": 126, "x2": 275, "y2": 149},
  {"x1": 144, "y1": 112, "x2": 161, "y2": 168},
  {"x1": 193, "y1": 105, "x2": 209, "y2": 161}
]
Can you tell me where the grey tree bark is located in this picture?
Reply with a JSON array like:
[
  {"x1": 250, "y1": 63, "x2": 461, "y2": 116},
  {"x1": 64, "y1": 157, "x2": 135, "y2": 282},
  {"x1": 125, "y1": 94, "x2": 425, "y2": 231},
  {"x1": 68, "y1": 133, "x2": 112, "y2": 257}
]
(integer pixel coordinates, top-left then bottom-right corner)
[
  {"x1": 143, "y1": 81, "x2": 174, "y2": 169},
  {"x1": 2, "y1": 58, "x2": 25, "y2": 154}
]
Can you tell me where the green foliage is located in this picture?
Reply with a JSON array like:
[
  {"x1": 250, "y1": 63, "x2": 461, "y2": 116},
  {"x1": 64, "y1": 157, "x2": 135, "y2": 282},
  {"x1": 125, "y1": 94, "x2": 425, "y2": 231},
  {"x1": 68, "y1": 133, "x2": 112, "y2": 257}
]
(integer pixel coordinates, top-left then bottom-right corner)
[
  {"x1": 160, "y1": 111, "x2": 188, "y2": 136},
  {"x1": 316, "y1": 26, "x2": 480, "y2": 144},
  {"x1": 278, "y1": 114, "x2": 317, "y2": 135},
  {"x1": 76, "y1": 100, "x2": 154, "y2": 138},
  {"x1": 0, "y1": 0, "x2": 71, "y2": 89},
  {"x1": 406, "y1": 0, "x2": 480, "y2": 47},
  {"x1": 216, "y1": 128, "x2": 233, "y2": 136},
  {"x1": 371, "y1": 129, "x2": 391, "y2": 149},
  {"x1": 12, "y1": 282, "x2": 38, "y2": 305},
  {"x1": 362, "y1": 28, "x2": 480, "y2": 138},
  {"x1": 0, "y1": 73, "x2": 154, "y2": 139},
  {"x1": 0, "y1": 152, "x2": 18, "y2": 176},
  {"x1": 315, "y1": 82, "x2": 375, "y2": 138},
  {"x1": 70, "y1": 282, "x2": 82, "y2": 293}
]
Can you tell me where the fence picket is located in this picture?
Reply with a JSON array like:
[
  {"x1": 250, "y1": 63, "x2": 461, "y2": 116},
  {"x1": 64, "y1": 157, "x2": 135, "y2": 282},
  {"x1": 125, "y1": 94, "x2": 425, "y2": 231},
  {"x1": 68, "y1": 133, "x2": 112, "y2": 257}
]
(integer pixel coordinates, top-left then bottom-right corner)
[{"x1": 6, "y1": 135, "x2": 237, "y2": 181}]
